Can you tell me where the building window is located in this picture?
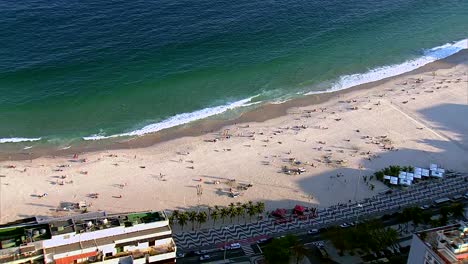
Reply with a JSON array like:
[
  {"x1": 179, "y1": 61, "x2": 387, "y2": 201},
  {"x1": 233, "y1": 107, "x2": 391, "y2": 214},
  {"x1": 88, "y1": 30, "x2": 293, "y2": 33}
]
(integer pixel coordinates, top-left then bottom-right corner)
[
  {"x1": 105, "y1": 252, "x2": 113, "y2": 257},
  {"x1": 149, "y1": 240, "x2": 155, "y2": 246}
]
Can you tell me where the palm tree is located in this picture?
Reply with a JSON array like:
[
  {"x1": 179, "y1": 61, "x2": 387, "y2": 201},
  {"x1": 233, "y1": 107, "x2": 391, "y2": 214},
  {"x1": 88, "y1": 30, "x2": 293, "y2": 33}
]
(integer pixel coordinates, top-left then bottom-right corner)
[
  {"x1": 256, "y1": 201, "x2": 265, "y2": 216},
  {"x1": 383, "y1": 228, "x2": 399, "y2": 250},
  {"x1": 439, "y1": 206, "x2": 451, "y2": 226},
  {"x1": 324, "y1": 226, "x2": 349, "y2": 255},
  {"x1": 207, "y1": 206, "x2": 212, "y2": 217},
  {"x1": 236, "y1": 206, "x2": 245, "y2": 223},
  {"x1": 412, "y1": 208, "x2": 424, "y2": 231},
  {"x1": 188, "y1": 211, "x2": 197, "y2": 231},
  {"x1": 169, "y1": 210, "x2": 180, "y2": 224},
  {"x1": 220, "y1": 207, "x2": 229, "y2": 224},
  {"x1": 400, "y1": 207, "x2": 413, "y2": 232},
  {"x1": 171, "y1": 210, "x2": 180, "y2": 219},
  {"x1": 229, "y1": 206, "x2": 237, "y2": 223},
  {"x1": 168, "y1": 215, "x2": 175, "y2": 227},
  {"x1": 450, "y1": 203, "x2": 464, "y2": 218},
  {"x1": 210, "y1": 209, "x2": 219, "y2": 227},
  {"x1": 177, "y1": 212, "x2": 188, "y2": 231},
  {"x1": 291, "y1": 242, "x2": 308, "y2": 264},
  {"x1": 228, "y1": 203, "x2": 236, "y2": 213},
  {"x1": 197, "y1": 211, "x2": 208, "y2": 229},
  {"x1": 241, "y1": 203, "x2": 249, "y2": 223},
  {"x1": 247, "y1": 203, "x2": 256, "y2": 222}
]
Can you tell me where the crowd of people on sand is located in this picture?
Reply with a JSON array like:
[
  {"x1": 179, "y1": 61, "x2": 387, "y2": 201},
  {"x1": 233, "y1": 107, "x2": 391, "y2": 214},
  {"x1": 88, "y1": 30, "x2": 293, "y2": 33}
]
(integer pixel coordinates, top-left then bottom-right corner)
[{"x1": 0, "y1": 71, "x2": 463, "y2": 222}]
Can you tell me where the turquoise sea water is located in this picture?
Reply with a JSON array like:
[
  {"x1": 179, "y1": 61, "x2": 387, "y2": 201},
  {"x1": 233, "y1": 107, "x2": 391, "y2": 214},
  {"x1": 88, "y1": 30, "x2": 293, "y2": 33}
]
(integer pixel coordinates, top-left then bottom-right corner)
[{"x1": 0, "y1": 0, "x2": 467, "y2": 146}]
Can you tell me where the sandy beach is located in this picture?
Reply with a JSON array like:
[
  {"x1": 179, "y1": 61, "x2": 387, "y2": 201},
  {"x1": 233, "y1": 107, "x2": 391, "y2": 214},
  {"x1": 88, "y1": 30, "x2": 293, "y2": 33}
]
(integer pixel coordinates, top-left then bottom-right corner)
[{"x1": 0, "y1": 50, "x2": 466, "y2": 225}]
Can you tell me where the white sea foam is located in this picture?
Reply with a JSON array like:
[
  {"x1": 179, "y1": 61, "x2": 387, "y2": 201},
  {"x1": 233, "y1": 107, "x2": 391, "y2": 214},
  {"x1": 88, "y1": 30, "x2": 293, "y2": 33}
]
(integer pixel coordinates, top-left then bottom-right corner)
[
  {"x1": 6, "y1": 39, "x2": 467, "y2": 144},
  {"x1": 0, "y1": 137, "x2": 42, "y2": 143},
  {"x1": 306, "y1": 38, "x2": 467, "y2": 95},
  {"x1": 83, "y1": 96, "x2": 261, "y2": 141}
]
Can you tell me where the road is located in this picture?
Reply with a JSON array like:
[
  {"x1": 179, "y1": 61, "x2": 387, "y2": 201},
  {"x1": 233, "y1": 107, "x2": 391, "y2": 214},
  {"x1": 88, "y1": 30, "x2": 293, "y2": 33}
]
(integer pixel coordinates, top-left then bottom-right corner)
[
  {"x1": 176, "y1": 248, "x2": 245, "y2": 264},
  {"x1": 174, "y1": 173, "x2": 468, "y2": 251},
  {"x1": 176, "y1": 198, "x2": 468, "y2": 263}
]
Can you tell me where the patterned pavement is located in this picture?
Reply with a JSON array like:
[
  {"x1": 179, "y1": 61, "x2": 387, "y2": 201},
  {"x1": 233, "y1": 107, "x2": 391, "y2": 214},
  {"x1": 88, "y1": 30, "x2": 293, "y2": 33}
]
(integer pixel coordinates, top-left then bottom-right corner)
[{"x1": 174, "y1": 173, "x2": 468, "y2": 251}]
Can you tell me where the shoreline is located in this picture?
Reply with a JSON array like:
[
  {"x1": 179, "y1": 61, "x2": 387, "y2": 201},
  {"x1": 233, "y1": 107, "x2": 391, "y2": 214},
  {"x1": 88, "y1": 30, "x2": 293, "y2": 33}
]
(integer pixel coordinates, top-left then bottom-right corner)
[
  {"x1": 1, "y1": 49, "x2": 466, "y2": 162},
  {"x1": 0, "y1": 49, "x2": 466, "y2": 224}
]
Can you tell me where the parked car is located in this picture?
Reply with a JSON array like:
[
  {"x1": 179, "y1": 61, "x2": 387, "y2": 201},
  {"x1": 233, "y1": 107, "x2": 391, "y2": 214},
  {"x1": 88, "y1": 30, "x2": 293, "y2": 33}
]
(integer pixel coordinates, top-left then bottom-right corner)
[
  {"x1": 195, "y1": 250, "x2": 209, "y2": 255},
  {"x1": 200, "y1": 255, "x2": 211, "y2": 261},
  {"x1": 339, "y1": 223, "x2": 349, "y2": 228},
  {"x1": 308, "y1": 229, "x2": 319, "y2": 234},
  {"x1": 176, "y1": 252, "x2": 185, "y2": 258},
  {"x1": 312, "y1": 241, "x2": 325, "y2": 249},
  {"x1": 225, "y1": 243, "x2": 241, "y2": 250},
  {"x1": 257, "y1": 238, "x2": 272, "y2": 244},
  {"x1": 419, "y1": 205, "x2": 430, "y2": 210},
  {"x1": 451, "y1": 195, "x2": 463, "y2": 201}
]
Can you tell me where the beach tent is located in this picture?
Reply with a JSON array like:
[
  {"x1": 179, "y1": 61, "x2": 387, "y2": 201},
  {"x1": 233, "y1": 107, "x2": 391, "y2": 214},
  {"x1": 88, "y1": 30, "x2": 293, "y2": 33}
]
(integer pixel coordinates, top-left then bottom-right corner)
[
  {"x1": 390, "y1": 177, "x2": 399, "y2": 185},
  {"x1": 430, "y1": 163, "x2": 438, "y2": 170},
  {"x1": 272, "y1": 208, "x2": 287, "y2": 218},
  {"x1": 413, "y1": 168, "x2": 422, "y2": 179},
  {"x1": 406, "y1": 173, "x2": 414, "y2": 181},
  {"x1": 293, "y1": 205, "x2": 305, "y2": 215},
  {"x1": 421, "y1": 169, "x2": 430, "y2": 177},
  {"x1": 431, "y1": 170, "x2": 443, "y2": 178},
  {"x1": 413, "y1": 172, "x2": 422, "y2": 179},
  {"x1": 399, "y1": 179, "x2": 411, "y2": 186},
  {"x1": 384, "y1": 175, "x2": 391, "y2": 180}
]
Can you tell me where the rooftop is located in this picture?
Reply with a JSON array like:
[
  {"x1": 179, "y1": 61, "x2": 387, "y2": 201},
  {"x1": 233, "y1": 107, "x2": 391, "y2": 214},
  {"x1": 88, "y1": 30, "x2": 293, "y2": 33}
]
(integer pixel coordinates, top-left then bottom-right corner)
[
  {"x1": 417, "y1": 221, "x2": 468, "y2": 263},
  {"x1": 0, "y1": 224, "x2": 51, "y2": 249},
  {"x1": 44, "y1": 225, "x2": 172, "y2": 255},
  {"x1": 48, "y1": 211, "x2": 166, "y2": 236},
  {"x1": 99, "y1": 238, "x2": 175, "y2": 262}
]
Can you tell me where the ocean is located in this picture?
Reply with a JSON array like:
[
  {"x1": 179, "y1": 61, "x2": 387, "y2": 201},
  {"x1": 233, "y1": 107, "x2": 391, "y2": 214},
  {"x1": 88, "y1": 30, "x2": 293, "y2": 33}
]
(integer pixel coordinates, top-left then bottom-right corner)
[{"x1": 0, "y1": 0, "x2": 467, "y2": 149}]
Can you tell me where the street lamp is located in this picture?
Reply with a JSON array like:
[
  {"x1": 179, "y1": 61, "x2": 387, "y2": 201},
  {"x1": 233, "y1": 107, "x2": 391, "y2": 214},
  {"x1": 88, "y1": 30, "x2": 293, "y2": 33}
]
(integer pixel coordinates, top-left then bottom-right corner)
[{"x1": 355, "y1": 203, "x2": 363, "y2": 228}]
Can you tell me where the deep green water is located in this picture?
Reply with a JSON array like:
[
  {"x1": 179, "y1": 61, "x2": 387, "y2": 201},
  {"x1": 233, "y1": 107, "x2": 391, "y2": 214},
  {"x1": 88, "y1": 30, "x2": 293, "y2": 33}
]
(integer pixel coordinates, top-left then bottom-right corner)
[{"x1": 0, "y1": 0, "x2": 467, "y2": 146}]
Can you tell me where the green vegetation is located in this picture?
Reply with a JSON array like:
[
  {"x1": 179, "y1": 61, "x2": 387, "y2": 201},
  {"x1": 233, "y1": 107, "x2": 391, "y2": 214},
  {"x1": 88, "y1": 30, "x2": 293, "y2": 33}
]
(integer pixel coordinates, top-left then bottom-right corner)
[
  {"x1": 398, "y1": 207, "x2": 427, "y2": 232},
  {"x1": 374, "y1": 165, "x2": 414, "y2": 182},
  {"x1": 126, "y1": 212, "x2": 163, "y2": 224},
  {"x1": 168, "y1": 201, "x2": 265, "y2": 230},
  {"x1": 395, "y1": 204, "x2": 465, "y2": 230},
  {"x1": 324, "y1": 220, "x2": 398, "y2": 255},
  {"x1": 264, "y1": 235, "x2": 306, "y2": 264},
  {"x1": 0, "y1": 224, "x2": 51, "y2": 247},
  {"x1": 429, "y1": 203, "x2": 465, "y2": 227}
]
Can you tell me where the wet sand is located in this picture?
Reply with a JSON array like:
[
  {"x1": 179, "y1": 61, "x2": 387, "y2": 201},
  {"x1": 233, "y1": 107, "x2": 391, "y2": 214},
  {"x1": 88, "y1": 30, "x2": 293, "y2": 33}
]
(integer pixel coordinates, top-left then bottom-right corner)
[{"x1": 0, "y1": 50, "x2": 466, "y2": 224}]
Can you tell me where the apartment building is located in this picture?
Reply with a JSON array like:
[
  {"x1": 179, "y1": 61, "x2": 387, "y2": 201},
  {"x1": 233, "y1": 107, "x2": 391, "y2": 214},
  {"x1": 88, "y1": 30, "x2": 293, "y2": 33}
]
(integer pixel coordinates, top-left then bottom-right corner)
[{"x1": 0, "y1": 211, "x2": 176, "y2": 264}]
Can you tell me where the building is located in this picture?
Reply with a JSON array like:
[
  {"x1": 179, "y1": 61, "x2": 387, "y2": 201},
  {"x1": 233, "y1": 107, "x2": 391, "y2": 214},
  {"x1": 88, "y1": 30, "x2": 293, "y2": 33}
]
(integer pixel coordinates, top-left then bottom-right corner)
[
  {"x1": 407, "y1": 221, "x2": 468, "y2": 264},
  {"x1": 0, "y1": 211, "x2": 176, "y2": 264}
]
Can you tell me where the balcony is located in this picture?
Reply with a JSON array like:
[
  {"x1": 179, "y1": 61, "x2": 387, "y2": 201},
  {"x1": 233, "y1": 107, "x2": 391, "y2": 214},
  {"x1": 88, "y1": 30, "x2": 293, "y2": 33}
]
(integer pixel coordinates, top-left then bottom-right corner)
[
  {"x1": 0, "y1": 249, "x2": 43, "y2": 264},
  {"x1": 88, "y1": 240, "x2": 176, "y2": 263}
]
